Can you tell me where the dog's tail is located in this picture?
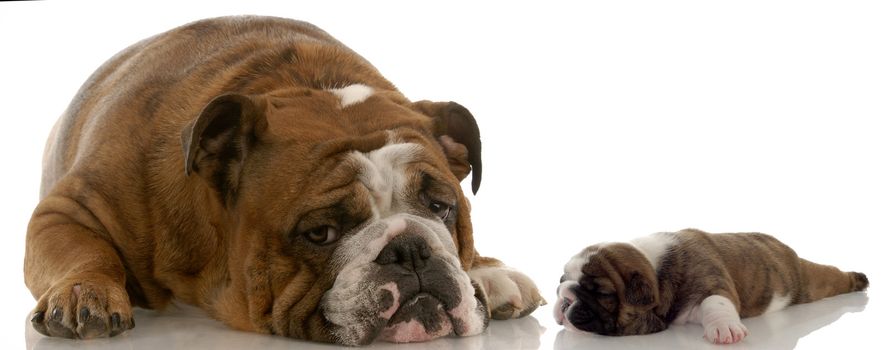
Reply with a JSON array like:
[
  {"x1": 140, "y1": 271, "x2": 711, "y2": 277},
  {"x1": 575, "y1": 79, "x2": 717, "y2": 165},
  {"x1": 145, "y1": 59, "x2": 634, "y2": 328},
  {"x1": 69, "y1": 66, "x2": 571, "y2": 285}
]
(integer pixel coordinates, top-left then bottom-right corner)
[
  {"x1": 796, "y1": 258, "x2": 868, "y2": 303},
  {"x1": 849, "y1": 271, "x2": 869, "y2": 292}
]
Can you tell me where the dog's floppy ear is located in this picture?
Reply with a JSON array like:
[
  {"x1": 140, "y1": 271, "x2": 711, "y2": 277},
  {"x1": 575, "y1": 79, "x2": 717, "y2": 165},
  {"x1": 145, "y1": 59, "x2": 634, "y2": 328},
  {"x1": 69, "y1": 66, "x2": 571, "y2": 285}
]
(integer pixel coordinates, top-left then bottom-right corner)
[
  {"x1": 624, "y1": 272, "x2": 657, "y2": 307},
  {"x1": 411, "y1": 101, "x2": 482, "y2": 194},
  {"x1": 181, "y1": 93, "x2": 268, "y2": 203}
]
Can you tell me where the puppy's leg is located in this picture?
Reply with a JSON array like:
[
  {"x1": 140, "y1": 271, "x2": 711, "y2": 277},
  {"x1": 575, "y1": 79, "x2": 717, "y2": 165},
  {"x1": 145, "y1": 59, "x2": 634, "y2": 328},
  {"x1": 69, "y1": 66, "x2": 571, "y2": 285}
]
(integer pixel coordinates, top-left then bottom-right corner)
[
  {"x1": 699, "y1": 295, "x2": 748, "y2": 345},
  {"x1": 797, "y1": 258, "x2": 869, "y2": 303},
  {"x1": 25, "y1": 195, "x2": 134, "y2": 339},
  {"x1": 467, "y1": 256, "x2": 546, "y2": 320}
]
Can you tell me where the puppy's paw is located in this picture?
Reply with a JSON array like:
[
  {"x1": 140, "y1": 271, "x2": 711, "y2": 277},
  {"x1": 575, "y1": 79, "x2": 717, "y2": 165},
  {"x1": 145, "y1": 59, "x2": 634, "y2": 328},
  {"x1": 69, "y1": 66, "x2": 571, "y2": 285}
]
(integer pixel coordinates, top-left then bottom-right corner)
[
  {"x1": 30, "y1": 277, "x2": 134, "y2": 339},
  {"x1": 703, "y1": 318, "x2": 748, "y2": 345},
  {"x1": 468, "y1": 266, "x2": 546, "y2": 320}
]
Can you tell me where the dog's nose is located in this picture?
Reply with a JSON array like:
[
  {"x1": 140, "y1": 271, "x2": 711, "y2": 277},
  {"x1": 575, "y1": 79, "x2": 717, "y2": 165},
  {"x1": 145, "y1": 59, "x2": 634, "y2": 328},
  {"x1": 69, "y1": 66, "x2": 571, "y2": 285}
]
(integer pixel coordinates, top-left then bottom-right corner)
[{"x1": 375, "y1": 234, "x2": 432, "y2": 271}]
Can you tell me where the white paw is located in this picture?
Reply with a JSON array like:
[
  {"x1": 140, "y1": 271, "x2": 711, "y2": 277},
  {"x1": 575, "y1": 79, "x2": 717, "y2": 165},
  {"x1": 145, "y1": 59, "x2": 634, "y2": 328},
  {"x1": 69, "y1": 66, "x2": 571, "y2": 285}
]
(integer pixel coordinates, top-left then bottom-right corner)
[
  {"x1": 468, "y1": 266, "x2": 546, "y2": 320},
  {"x1": 703, "y1": 318, "x2": 748, "y2": 345}
]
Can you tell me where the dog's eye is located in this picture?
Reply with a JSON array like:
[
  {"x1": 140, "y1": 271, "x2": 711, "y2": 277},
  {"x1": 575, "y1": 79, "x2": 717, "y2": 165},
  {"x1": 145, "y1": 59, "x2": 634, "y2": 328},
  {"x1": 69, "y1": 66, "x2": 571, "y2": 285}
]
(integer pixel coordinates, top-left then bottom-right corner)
[
  {"x1": 428, "y1": 201, "x2": 452, "y2": 221},
  {"x1": 597, "y1": 289, "x2": 616, "y2": 296},
  {"x1": 303, "y1": 226, "x2": 340, "y2": 245}
]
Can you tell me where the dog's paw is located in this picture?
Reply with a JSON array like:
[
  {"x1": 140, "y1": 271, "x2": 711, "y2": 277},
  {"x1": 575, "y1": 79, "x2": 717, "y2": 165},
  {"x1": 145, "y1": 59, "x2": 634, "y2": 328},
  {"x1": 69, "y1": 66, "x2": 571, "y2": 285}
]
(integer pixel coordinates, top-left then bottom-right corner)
[
  {"x1": 703, "y1": 318, "x2": 748, "y2": 345},
  {"x1": 30, "y1": 278, "x2": 134, "y2": 339},
  {"x1": 468, "y1": 266, "x2": 546, "y2": 320}
]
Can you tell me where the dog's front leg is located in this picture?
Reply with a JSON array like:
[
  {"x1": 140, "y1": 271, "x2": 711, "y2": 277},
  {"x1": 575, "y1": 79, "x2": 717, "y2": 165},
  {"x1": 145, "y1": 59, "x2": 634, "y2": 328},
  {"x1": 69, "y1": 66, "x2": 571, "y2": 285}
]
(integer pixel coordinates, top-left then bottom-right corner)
[
  {"x1": 699, "y1": 294, "x2": 749, "y2": 344},
  {"x1": 24, "y1": 193, "x2": 134, "y2": 339},
  {"x1": 467, "y1": 256, "x2": 546, "y2": 320}
]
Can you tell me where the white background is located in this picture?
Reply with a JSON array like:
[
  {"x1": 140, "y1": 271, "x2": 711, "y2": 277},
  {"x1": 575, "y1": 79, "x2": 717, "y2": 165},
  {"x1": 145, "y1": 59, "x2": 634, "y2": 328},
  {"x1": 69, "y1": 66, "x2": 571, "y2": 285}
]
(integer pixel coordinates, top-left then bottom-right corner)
[{"x1": 1, "y1": 1, "x2": 879, "y2": 349}]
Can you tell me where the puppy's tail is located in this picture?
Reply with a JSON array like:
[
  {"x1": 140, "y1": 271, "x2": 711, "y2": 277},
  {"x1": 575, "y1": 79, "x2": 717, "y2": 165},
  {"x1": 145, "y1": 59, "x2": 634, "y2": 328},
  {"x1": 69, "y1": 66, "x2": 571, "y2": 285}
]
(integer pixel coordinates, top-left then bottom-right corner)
[
  {"x1": 797, "y1": 259, "x2": 868, "y2": 303},
  {"x1": 849, "y1": 272, "x2": 869, "y2": 292}
]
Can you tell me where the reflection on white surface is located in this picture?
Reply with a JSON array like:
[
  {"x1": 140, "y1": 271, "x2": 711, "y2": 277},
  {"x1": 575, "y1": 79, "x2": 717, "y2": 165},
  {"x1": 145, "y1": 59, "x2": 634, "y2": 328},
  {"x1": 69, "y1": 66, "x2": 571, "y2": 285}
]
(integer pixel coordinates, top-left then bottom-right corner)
[
  {"x1": 25, "y1": 292, "x2": 868, "y2": 350},
  {"x1": 24, "y1": 303, "x2": 545, "y2": 350},
  {"x1": 553, "y1": 293, "x2": 869, "y2": 350}
]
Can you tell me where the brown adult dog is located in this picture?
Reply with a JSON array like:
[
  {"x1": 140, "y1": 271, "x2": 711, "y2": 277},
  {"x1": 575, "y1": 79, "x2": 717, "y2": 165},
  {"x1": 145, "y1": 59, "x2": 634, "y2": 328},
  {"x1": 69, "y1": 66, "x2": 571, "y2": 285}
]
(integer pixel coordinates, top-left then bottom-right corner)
[
  {"x1": 554, "y1": 229, "x2": 868, "y2": 344},
  {"x1": 24, "y1": 16, "x2": 544, "y2": 345}
]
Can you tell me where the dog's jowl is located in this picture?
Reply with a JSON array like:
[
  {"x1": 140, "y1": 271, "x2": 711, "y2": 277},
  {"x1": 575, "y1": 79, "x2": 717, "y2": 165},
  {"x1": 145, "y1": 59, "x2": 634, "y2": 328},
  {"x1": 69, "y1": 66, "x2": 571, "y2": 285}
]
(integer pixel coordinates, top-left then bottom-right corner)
[
  {"x1": 554, "y1": 229, "x2": 868, "y2": 345},
  {"x1": 24, "y1": 16, "x2": 545, "y2": 344}
]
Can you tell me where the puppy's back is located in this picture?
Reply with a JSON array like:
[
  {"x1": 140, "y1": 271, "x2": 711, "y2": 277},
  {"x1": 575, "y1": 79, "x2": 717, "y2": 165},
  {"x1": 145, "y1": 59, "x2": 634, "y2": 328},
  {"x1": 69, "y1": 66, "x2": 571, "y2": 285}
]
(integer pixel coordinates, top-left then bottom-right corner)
[{"x1": 674, "y1": 229, "x2": 867, "y2": 317}]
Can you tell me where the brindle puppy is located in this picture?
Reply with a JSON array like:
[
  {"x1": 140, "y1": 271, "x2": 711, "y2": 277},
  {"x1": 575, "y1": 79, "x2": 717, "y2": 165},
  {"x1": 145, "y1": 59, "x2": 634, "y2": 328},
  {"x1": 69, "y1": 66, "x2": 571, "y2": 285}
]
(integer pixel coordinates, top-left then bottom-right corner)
[{"x1": 555, "y1": 229, "x2": 868, "y2": 344}]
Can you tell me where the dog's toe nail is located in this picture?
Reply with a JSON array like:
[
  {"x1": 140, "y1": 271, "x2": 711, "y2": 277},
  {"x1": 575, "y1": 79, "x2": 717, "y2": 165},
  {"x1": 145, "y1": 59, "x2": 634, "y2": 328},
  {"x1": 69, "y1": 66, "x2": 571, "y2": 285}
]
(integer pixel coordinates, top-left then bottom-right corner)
[
  {"x1": 46, "y1": 314, "x2": 75, "y2": 339},
  {"x1": 111, "y1": 313, "x2": 121, "y2": 329},
  {"x1": 51, "y1": 307, "x2": 63, "y2": 321},
  {"x1": 79, "y1": 307, "x2": 90, "y2": 321},
  {"x1": 492, "y1": 304, "x2": 515, "y2": 320},
  {"x1": 108, "y1": 313, "x2": 134, "y2": 337},
  {"x1": 31, "y1": 311, "x2": 45, "y2": 323}
]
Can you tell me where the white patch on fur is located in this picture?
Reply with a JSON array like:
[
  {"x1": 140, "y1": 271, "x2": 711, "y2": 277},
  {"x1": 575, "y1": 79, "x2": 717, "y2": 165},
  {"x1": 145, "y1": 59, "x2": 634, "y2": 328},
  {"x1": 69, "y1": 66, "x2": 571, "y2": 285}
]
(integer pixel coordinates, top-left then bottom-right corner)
[
  {"x1": 672, "y1": 304, "x2": 702, "y2": 325},
  {"x1": 469, "y1": 267, "x2": 520, "y2": 309},
  {"x1": 561, "y1": 245, "x2": 604, "y2": 282},
  {"x1": 699, "y1": 295, "x2": 749, "y2": 344},
  {"x1": 380, "y1": 317, "x2": 452, "y2": 343},
  {"x1": 328, "y1": 83, "x2": 374, "y2": 107},
  {"x1": 348, "y1": 141, "x2": 457, "y2": 257},
  {"x1": 350, "y1": 142, "x2": 422, "y2": 219},
  {"x1": 562, "y1": 255, "x2": 588, "y2": 282},
  {"x1": 629, "y1": 232, "x2": 676, "y2": 270},
  {"x1": 764, "y1": 293, "x2": 791, "y2": 314},
  {"x1": 469, "y1": 265, "x2": 542, "y2": 320},
  {"x1": 378, "y1": 283, "x2": 401, "y2": 320},
  {"x1": 446, "y1": 296, "x2": 484, "y2": 336}
]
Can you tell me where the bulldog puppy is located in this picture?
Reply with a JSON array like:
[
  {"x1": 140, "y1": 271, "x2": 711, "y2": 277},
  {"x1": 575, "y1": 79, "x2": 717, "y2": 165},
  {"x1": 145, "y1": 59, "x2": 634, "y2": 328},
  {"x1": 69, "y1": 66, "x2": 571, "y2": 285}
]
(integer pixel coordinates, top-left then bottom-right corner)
[
  {"x1": 554, "y1": 229, "x2": 868, "y2": 345},
  {"x1": 24, "y1": 16, "x2": 544, "y2": 345}
]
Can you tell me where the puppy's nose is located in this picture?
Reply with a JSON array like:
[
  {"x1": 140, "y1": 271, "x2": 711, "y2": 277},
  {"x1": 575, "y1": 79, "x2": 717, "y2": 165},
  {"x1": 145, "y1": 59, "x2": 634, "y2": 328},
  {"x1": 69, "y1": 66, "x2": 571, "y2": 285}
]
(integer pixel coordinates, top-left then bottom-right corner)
[{"x1": 375, "y1": 234, "x2": 432, "y2": 271}]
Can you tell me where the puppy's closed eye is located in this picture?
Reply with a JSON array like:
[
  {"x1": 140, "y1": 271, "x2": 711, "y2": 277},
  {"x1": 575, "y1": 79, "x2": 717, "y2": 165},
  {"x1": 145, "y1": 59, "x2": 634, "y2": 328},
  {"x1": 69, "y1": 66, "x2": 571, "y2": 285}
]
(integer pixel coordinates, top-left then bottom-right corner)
[
  {"x1": 596, "y1": 287, "x2": 616, "y2": 295},
  {"x1": 581, "y1": 276, "x2": 616, "y2": 295},
  {"x1": 576, "y1": 276, "x2": 619, "y2": 313}
]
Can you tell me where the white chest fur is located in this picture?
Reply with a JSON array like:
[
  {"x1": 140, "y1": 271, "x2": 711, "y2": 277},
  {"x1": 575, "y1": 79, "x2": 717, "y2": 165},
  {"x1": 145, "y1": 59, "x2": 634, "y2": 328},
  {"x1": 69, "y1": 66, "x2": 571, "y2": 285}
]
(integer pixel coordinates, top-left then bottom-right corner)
[{"x1": 628, "y1": 232, "x2": 677, "y2": 270}]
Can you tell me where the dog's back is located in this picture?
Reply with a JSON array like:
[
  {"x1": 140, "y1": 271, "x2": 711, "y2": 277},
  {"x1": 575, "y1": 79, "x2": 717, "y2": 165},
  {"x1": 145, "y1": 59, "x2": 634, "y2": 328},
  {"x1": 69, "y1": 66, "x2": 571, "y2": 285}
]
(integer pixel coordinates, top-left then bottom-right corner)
[
  {"x1": 659, "y1": 229, "x2": 868, "y2": 320},
  {"x1": 41, "y1": 16, "x2": 391, "y2": 197}
]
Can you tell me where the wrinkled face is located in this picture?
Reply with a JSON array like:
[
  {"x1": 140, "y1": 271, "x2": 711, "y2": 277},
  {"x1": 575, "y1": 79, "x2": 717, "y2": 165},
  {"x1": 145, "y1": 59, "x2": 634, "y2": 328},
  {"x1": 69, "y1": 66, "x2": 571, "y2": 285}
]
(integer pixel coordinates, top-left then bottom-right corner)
[
  {"x1": 554, "y1": 243, "x2": 663, "y2": 336},
  {"x1": 222, "y1": 87, "x2": 486, "y2": 345},
  {"x1": 317, "y1": 141, "x2": 485, "y2": 345}
]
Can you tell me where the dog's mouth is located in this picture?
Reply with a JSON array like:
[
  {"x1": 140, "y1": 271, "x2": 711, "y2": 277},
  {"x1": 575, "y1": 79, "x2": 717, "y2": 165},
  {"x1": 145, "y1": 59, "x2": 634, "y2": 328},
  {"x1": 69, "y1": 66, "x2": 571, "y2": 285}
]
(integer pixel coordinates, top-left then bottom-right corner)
[
  {"x1": 560, "y1": 297, "x2": 573, "y2": 315},
  {"x1": 554, "y1": 281, "x2": 579, "y2": 325},
  {"x1": 323, "y1": 275, "x2": 487, "y2": 345},
  {"x1": 321, "y1": 218, "x2": 488, "y2": 345},
  {"x1": 379, "y1": 293, "x2": 454, "y2": 343}
]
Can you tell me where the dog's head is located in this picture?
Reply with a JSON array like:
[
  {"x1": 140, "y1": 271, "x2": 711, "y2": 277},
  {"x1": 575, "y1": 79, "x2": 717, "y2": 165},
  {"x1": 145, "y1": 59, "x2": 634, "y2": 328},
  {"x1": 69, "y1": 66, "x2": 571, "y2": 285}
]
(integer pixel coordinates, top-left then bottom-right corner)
[
  {"x1": 554, "y1": 243, "x2": 666, "y2": 336},
  {"x1": 180, "y1": 85, "x2": 486, "y2": 345}
]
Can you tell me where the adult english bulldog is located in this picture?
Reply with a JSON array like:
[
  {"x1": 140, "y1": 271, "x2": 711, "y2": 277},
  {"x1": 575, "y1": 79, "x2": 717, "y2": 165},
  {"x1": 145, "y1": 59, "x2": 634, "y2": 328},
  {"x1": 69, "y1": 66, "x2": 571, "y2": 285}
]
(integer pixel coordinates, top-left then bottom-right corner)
[
  {"x1": 24, "y1": 16, "x2": 544, "y2": 345},
  {"x1": 555, "y1": 229, "x2": 868, "y2": 345}
]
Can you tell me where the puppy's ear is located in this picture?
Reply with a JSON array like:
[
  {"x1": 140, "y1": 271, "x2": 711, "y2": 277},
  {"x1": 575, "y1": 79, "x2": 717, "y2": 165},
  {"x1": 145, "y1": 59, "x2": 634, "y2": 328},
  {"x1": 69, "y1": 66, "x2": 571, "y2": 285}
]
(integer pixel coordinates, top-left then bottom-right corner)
[
  {"x1": 181, "y1": 94, "x2": 268, "y2": 204},
  {"x1": 624, "y1": 272, "x2": 657, "y2": 307},
  {"x1": 411, "y1": 101, "x2": 482, "y2": 194},
  {"x1": 622, "y1": 311, "x2": 667, "y2": 335}
]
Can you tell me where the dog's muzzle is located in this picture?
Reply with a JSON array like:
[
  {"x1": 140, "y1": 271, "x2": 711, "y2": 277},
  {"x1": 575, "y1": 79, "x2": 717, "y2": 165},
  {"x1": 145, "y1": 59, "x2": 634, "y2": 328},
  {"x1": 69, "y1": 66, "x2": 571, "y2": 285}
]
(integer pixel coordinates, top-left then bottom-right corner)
[{"x1": 320, "y1": 216, "x2": 487, "y2": 345}]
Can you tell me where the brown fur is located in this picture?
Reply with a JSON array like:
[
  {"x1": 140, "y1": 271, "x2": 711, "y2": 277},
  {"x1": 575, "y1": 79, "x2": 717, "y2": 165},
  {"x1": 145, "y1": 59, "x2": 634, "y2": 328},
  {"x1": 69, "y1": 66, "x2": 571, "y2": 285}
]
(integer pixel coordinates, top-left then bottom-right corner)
[
  {"x1": 656, "y1": 229, "x2": 866, "y2": 321},
  {"x1": 24, "y1": 16, "x2": 520, "y2": 341},
  {"x1": 567, "y1": 229, "x2": 868, "y2": 336}
]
